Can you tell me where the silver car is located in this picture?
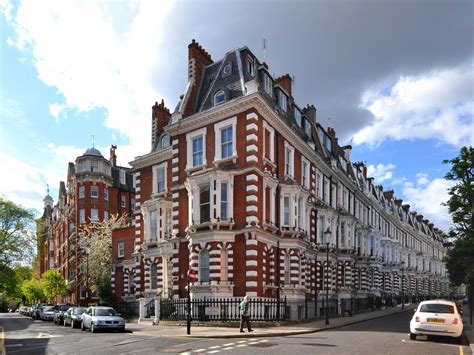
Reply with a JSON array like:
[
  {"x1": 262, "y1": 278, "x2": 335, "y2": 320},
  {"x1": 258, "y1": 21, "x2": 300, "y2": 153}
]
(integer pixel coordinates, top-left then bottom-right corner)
[
  {"x1": 40, "y1": 306, "x2": 55, "y2": 321},
  {"x1": 81, "y1": 306, "x2": 125, "y2": 333}
]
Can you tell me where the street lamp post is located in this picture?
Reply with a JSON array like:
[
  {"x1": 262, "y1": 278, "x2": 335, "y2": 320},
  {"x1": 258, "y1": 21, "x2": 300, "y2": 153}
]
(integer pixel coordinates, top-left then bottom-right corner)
[
  {"x1": 324, "y1": 227, "x2": 332, "y2": 325},
  {"x1": 315, "y1": 243, "x2": 318, "y2": 317},
  {"x1": 401, "y1": 261, "x2": 405, "y2": 310}
]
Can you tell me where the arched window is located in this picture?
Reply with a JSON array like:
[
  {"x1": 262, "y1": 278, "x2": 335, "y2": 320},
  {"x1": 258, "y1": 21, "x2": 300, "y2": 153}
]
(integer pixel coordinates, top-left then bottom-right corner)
[
  {"x1": 200, "y1": 250, "x2": 210, "y2": 283},
  {"x1": 129, "y1": 271, "x2": 135, "y2": 294},
  {"x1": 214, "y1": 90, "x2": 225, "y2": 106},
  {"x1": 150, "y1": 263, "x2": 158, "y2": 289}
]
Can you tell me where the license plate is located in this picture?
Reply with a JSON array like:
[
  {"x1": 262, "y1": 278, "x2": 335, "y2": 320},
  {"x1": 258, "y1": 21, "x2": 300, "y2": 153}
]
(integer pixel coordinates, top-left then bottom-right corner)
[{"x1": 427, "y1": 318, "x2": 444, "y2": 324}]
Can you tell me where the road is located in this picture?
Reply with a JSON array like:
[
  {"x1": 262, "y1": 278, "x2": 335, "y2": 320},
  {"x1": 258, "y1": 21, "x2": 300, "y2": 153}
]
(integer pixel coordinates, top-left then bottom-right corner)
[{"x1": 0, "y1": 311, "x2": 471, "y2": 354}]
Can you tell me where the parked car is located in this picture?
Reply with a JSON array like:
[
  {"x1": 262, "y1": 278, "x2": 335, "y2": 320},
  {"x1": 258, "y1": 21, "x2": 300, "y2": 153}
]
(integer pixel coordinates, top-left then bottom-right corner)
[
  {"x1": 40, "y1": 305, "x2": 55, "y2": 321},
  {"x1": 53, "y1": 304, "x2": 73, "y2": 325},
  {"x1": 410, "y1": 300, "x2": 463, "y2": 342},
  {"x1": 64, "y1": 307, "x2": 87, "y2": 328},
  {"x1": 32, "y1": 303, "x2": 49, "y2": 320},
  {"x1": 81, "y1": 306, "x2": 125, "y2": 333}
]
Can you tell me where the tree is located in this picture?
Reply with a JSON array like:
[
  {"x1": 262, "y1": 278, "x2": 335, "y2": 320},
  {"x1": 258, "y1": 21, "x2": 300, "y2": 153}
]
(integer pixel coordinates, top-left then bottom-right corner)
[
  {"x1": 79, "y1": 214, "x2": 128, "y2": 302},
  {"x1": 0, "y1": 198, "x2": 36, "y2": 271},
  {"x1": 442, "y1": 146, "x2": 474, "y2": 286},
  {"x1": 41, "y1": 269, "x2": 68, "y2": 302},
  {"x1": 21, "y1": 279, "x2": 44, "y2": 304}
]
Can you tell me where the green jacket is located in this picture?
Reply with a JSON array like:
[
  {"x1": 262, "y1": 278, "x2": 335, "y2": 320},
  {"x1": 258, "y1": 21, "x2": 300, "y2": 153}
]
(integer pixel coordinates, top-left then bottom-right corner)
[{"x1": 240, "y1": 300, "x2": 249, "y2": 316}]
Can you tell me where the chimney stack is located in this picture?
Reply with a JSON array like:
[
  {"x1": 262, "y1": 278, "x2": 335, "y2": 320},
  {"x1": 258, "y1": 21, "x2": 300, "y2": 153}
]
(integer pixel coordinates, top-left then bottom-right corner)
[
  {"x1": 109, "y1": 145, "x2": 117, "y2": 167},
  {"x1": 152, "y1": 99, "x2": 171, "y2": 148},
  {"x1": 275, "y1": 74, "x2": 292, "y2": 96},
  {"x1": 184, "y1": 39, "x2": 213, "y2": 117},
  {"x1": 383, "y1": 190, "x2": 394, "y2": 200},
  {"x1": 303, "y1": 104, "x2": 317, "y2": 124}
]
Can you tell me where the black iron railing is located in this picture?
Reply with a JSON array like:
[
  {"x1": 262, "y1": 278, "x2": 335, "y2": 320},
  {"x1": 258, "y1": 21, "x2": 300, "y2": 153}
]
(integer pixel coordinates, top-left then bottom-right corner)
[
  {"x1": 145, "y1": 299, "x2": 155, "y2": 318},
  {"x1": 160, "y1": 297, "x2": 287, "y2": 322}
]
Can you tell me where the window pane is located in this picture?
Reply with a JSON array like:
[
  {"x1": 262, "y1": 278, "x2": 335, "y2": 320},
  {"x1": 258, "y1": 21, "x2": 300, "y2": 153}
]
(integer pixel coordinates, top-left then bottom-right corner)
[
  {"x1": 200, "y1": 184, "x2": 210, "y2": 223},
  {"x1": 221, "y1": 182, "x2": 228, "y2": 220},
  {"x1": 157, "y1": 167, "x2": 166, "y2": 192},
  {"x1": 200, "y1": 250, "x2": 210, "y2": 283},
  {"x1": 221, "y1": 126, "x2": 233, "y2": 158},
  {"x1": 192, "y1": 136, "x2": 203, "y2": 166},
  {"x1": 150, "y1": 263, "x2": 158, "y2": 289},
  {"x1": 294, "y1": 109, "x2": 301, "y2": 126},
  {"x1": 284, "y1": 196, "x2": 290, "y2": 226},
  {"x1": 150, "y1": 211, "x2": 158, "y2": 241}
]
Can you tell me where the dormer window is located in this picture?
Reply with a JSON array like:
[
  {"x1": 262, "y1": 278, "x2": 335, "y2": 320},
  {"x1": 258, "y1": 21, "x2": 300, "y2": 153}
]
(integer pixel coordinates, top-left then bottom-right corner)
[
  {"x1": 278, "y1": 90, "x2": 288, "y2": 112},
  {"x1": 161, "y1": 134, "x2": 170, "y2": 148},
  {"x1": 294, "y1": 108, "x2": 302, "y2": 127},
  {"x1": 304, "y1": 119, "x2": 312, "y2": 136},
  {"x1": 247, "y1": 57, "x2": 255, "y2": 76},
  {"x1": 120, "y1": 170, "x2": 126, "y2": 185},
  {"x1": 222, "y1": 63, "x2": 232, "y2": 78},
  {"x1": 214, "y1": 90, "x2": 225, "y2": 106},
  {"x1": 263, "y1": 73, "x2": 272, "y2": 97}
]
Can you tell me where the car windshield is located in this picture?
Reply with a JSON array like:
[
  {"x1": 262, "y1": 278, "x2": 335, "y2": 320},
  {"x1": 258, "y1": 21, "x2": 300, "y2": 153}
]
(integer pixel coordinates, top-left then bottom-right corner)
[
  {"x1": 95, "y1": 308, "x2": 117, "y2": 316},
  {"x1": 420, "y1": 304, "x2": 455, "y2": 314},
  {"x1": 59, "y1": 305, "x2": 70, "y2": 311},
  {"x1": 73, "y1": 307, "x2": 86, "y2": 315},
  {"x1": 43, "y1": 306, "x2": 54, "y2": 311}
]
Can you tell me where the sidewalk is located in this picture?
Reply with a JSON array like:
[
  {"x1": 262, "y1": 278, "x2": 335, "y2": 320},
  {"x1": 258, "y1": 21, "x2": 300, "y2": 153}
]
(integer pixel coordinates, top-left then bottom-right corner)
[
  {"x1": 462, "y1": 305, "x2": 474, "y2": 353},
  {"x1": 127, "y1": 304, "x2": 417, "y2": 339}
]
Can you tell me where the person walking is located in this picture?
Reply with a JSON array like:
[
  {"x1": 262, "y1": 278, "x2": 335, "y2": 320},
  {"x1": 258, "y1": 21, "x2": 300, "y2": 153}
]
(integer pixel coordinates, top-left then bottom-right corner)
[{"x1": 239, "y1": 295, "x2": 253, "y2": 333}]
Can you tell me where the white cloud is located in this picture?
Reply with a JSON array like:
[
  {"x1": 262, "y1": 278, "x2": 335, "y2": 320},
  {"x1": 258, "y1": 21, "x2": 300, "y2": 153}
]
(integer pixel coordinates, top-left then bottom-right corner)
[
  {"x1": 366, "y1": 163, "x2": 396, "y2": 183},
  {"x1": 4, "y1": 0, "x2": 175, "y2": 155},
  {"x1": 48, "y1": 103, "x2": 64, "y2": 121},
  {"x1": 0, "y1": 151, "x2": 47, "y2": 213},
  {"x1": 402, "y1": 176, "x2": 454, "y2": 232},
  {"x1": 354, "y1": 64, "x2": 474, "y2": 147}
]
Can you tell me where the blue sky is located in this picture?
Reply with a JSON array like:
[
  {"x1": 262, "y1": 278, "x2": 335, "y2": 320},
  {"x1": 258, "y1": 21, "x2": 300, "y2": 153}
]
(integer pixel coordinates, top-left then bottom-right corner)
[{"x1": 0, "y1": 0, "x2": 473, "y2": 232}]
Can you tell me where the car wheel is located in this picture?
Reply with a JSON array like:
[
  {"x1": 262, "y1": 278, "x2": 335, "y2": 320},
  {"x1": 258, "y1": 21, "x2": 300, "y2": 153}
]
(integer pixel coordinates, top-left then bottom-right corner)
[
  {"x1": 91, "y1": 323, "x2": 96, "y2": 334},
  {"x1": 410, "y1": 333, "x2": 416, "y2": 340},
  {"x1": 81, "y1": 321, "x2": 86, "y2": 331}
]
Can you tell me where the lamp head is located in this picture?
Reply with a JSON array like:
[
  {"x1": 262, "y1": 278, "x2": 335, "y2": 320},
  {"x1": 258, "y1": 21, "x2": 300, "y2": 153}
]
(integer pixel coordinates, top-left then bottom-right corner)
[{"x1": 324, "y1": 227, "x2": 332, "y2": 245}]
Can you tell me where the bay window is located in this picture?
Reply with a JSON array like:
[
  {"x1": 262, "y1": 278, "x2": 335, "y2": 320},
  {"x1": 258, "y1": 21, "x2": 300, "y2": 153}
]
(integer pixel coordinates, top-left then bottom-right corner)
[{"x1": 199, "y1": 184, "x2": 210, "y2": 223}]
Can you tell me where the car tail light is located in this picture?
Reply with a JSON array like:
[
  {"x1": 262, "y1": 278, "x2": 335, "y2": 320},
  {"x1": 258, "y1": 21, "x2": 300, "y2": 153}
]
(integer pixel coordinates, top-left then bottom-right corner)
[
  {"x1": 453, "y1": 318, "x2": 459, "y2": 325},
  {"x1": 415, "y1": 316, "x2": 420, "y2": 322}
]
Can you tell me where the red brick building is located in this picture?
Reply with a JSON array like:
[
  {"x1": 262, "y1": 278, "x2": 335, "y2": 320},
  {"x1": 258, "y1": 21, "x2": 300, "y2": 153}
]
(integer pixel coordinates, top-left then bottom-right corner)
[
  {"x1": 111, "y1": 40, "x2": 450, "y2": 319},
  {"x1": 39, "y1": 146, "x2": 135, "y2": 305}
]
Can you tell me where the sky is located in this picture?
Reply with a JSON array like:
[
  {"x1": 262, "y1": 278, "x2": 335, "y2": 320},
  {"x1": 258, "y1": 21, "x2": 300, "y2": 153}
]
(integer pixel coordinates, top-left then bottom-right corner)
[{"x1": 0, "y1": 0, "x2": 473, "y2": 232}]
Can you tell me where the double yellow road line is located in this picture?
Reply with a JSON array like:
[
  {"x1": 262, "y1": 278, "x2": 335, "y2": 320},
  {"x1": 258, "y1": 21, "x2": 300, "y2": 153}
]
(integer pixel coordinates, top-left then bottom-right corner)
[{"x1": 0, "y1": 325, "x2": 5, "y2": 355}]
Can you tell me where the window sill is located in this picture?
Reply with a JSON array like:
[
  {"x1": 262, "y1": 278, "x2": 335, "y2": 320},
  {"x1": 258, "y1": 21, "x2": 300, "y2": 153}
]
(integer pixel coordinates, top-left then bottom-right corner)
[
  {"x1": 151, "y1": 191, "x2": 167, "y2": 199},
  {"x1": 213, "y1": 155, "x2": 237, "y2": 165},
  {"x1": 185, "y1": 164, "x2": 207, "y2": 174}
]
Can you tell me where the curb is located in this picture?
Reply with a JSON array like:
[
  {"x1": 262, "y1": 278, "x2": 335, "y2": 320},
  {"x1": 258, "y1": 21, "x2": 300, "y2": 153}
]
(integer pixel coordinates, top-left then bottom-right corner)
[{"x1": 153, "y1": 307, "x2": 416, "y2": 339}]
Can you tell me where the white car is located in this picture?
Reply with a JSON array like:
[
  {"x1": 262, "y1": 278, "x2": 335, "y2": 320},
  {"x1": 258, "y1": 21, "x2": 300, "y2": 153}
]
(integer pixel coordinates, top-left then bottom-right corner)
[
  {"x1": 81, "y1": 306, "x2": 125, "y2": 333},
  {"x1": 410, "y1": 300, "x2": 463, "y2": 342}
]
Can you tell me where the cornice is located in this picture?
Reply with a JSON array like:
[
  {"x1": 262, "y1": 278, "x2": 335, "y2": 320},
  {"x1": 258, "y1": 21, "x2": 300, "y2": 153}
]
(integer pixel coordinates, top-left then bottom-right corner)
[{"x1": 130, "y1": 147, "x2": 172, "y2": 169}]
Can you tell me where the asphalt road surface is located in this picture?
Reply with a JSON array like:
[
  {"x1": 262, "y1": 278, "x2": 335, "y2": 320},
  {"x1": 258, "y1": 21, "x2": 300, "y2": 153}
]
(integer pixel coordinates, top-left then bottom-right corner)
[{"x1": 0, "y1": 311, "x2": 471, "y2": 354}]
